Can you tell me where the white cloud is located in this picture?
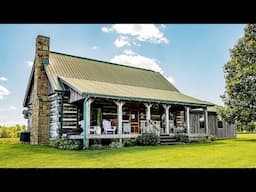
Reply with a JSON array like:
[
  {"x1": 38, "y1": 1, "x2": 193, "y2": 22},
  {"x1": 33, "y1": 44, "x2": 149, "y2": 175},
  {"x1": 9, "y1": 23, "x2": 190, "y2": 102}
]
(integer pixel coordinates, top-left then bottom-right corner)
[
  {"x1": 123, "y1": 49, "x2": 136, "y2": 55},
  {"x1": 0, "y1": 77, "x2": 7, "y2": 81},
  {"x1": 114, "y1": 36, "x2": 130, "y2": 48},
  {"x1": 0, "y1": 113, "x2": 26, "y2": 127},
  {"x1": 9, "y1": 105, "x2": 17, "y2": 110},
  {"x1": 103, "y1": 24, "x2": 168, "y2": 44},
  {"x1": 0, "y1": 105, "x2": 17, "y2": 112},
  {"x1": 92, "y1": 46, "x2": 98, "y2": 50},
  {"x1": 166, "y1": 76, "x2": 176, "y2": 85},
  {"x1": 160, "y1": 24, "x2": 166, "y2": 28},
  {"x1": 110, "y1": 50, "x2": 163, "y2": 73},
  {"x1": 0, "y1": 115, "x2": 8, "y2": 120},
  {"x1": 0, "y1": 85, "x2": 10, "y2": 99},
  {"x1": 110, "y1": 49, "x2": 176, "y2": 86},
  {"x1": 26, "y1": 61, "x2": 33, "y2": 66},
  {"x1": 0, "y1": 118, "x2": 26, "y2": 127},
  {"x1": 132, "y1": 41, "x2": 141, "y2": 47},
  {"x1": 101, "y1": 27, "x2": 112, "y2": 33}
]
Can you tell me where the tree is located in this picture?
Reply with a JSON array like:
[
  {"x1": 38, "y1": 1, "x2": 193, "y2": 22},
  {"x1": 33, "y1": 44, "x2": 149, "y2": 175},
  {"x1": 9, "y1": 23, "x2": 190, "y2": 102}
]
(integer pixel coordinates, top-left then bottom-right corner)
[{"x1": 220, "y1": 24, "x2": 256, "y2": 126}]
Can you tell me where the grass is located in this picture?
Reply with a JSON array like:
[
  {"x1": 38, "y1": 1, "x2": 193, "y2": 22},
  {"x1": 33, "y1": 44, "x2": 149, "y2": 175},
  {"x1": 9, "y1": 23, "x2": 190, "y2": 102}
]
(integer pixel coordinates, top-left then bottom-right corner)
[{"x1": 0, "y1": 134, "x2": 256, "y2": 168}]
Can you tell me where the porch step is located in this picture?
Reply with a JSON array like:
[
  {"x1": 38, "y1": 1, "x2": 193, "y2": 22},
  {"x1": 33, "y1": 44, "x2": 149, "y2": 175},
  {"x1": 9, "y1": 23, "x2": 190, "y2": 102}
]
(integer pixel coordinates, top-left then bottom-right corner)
[
  {"x1": 160, "y1": 134, "x2": 178, "y2": 145},
  {"x1": 160, "y1": 134, "x2": 176, "y2": 138},
  {"x1": 160, "y1": 138, "x2": 177, "y2": 142},
  {"x1": 160, "y1": 142, "x2": 183, "y2": 145}
]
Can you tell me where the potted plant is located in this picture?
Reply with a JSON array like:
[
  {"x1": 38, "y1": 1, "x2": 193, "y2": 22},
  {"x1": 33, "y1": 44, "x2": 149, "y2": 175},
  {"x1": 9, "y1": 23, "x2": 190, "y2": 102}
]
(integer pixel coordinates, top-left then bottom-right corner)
[{"x1": 96, "y1": 108, "x2": 102, "y2": 135}]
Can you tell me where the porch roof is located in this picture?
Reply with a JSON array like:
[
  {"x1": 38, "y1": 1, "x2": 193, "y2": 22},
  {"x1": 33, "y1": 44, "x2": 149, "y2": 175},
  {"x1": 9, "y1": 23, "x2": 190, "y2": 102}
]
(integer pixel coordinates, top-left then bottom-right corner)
[{"x1": 59, "y1": 76, "x2": 214, "y2": 107}]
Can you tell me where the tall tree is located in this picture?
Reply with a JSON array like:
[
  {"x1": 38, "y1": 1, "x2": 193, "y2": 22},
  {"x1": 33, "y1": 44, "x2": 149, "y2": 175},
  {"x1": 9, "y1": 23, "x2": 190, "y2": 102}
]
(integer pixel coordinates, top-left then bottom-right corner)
[{"x1": 220, "y1": 24, "x2": 256, "y2": 125}]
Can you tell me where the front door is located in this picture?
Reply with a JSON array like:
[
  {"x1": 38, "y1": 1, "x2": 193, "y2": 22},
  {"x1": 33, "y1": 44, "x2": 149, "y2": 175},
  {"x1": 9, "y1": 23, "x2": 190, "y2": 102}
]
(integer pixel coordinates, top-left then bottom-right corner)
[{"x1": 130, "y1": 109, "x2": 139, "y2": 134}]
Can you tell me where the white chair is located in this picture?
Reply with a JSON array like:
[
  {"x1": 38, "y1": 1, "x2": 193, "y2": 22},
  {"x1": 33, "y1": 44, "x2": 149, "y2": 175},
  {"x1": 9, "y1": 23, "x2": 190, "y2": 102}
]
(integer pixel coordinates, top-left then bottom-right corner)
[
  {"x1": 123, "y1": 123, "x2": 131, "y2": 134},
  {"x1": 79, "y1": 120, "x2": 97, "y2": 135},
  {"x1": 102, "y1": 119, "x2": 116, "y2": 134},
  {"x1": 90, "y1": 126, "x2": 97, "y2": 134}
]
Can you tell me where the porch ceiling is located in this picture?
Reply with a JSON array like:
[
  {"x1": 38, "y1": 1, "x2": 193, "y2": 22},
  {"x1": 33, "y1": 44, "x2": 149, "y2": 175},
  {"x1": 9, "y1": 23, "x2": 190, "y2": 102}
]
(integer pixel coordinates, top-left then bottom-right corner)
[{"x1": 59, "y1": 76, "x2": 214, "y2": 107}]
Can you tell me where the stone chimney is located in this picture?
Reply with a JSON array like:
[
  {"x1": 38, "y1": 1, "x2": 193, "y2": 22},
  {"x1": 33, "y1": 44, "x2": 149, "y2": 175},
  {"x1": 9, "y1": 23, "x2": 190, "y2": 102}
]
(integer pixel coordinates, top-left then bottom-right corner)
[{"x1": 30, "y1": 35, "x2": 50, "y2": 144}]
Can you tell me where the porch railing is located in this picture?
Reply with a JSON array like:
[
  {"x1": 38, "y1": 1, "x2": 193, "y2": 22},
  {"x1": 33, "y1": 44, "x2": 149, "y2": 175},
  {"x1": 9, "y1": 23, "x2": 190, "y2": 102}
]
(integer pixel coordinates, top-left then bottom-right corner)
[{"x1": 143, "y1": 119, "x2": 160, "y2": 136}]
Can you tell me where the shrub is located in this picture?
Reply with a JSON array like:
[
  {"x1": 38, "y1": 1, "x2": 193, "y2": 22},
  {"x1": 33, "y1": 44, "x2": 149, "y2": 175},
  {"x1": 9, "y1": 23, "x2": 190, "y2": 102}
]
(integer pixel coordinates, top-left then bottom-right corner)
[
  {"x1": 176, "y1": 134, "x2": 190, "y2": 143},
  {"x1": 89, "y1": 144, "x2": 104, "y2": 150},
  {"x1": 0, "y1": 138, "x2": 19, "y2": 144},
  {"x1": 109, "y1": 141, "x2": 123, "y2": 149},
  {"x1": 208, "y1": 134, "x2": 217, "y2": 141},
  {"x1": 49, "y1": 137, "x2": 82, "y2": 150},
  {"x1": 136, "y1": 132, "x2": 159, "y2": 146},
  {"x1": 123, "y1": 138, "x2": 137, "y2": 147}
]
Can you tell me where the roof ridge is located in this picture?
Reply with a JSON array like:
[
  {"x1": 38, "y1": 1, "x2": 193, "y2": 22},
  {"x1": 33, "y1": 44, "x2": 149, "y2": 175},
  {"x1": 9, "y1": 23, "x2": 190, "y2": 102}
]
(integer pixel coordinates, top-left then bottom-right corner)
[{"x1": 50, "y1": 51, "x2": 156, "y2": 73}]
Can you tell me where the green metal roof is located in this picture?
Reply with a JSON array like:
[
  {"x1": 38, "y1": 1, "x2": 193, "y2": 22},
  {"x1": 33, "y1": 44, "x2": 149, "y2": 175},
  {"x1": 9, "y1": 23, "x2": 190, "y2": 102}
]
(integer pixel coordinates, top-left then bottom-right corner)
[
  {"x1": 38, "y1": 51, "x2": 214, "y2": 106},
  {"x1": 46, "y1": 52, "x2": 179, "y2": 92},
  {"x1": 192, "y1": 106, "x2": 219, "y2": 112},
  {"x1": 59, "y1": 76, "x2": 214, "y2": 106}
]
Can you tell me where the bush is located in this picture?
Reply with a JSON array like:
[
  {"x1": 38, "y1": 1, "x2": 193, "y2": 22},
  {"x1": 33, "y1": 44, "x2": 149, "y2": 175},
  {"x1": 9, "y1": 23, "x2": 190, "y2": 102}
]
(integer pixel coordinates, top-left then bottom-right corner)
[
  {"x1": 176, "y1": 134, "x2": 189, "y2": 143},
  {"x1": 49, "y1": 137, "x2": 82, "y2": 150},
  {"x1": 109, "y1": 141, "x2": 123, "y2": 149},
  {"x1": 89, "y1": 144, "x2": 104, "y2": 150},
  {"x1": 123, "y1": 138, "x2": 137, "y2": 147},
  {"x1": 208, "y1": 134, "x2": 217, "y2": 141},
  {"x1": 245, "y1": 122, "x2": 256, "y2": 132},
  {"x1": 0, "y1": 124, "x2": 26, "y2": 138},
  {"x1": 136, "y1": 132, "x2": 159, "y2": 146},
  {"x1": 0, "y1": 138, "x2": 20, "y2": 144}
]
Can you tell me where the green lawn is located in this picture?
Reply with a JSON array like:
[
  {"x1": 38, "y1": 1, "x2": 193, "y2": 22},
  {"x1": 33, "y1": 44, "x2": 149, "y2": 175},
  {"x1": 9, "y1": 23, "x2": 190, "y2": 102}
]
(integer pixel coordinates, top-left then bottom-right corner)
[{"x1": 0, "y1": 134, "x2": 256, "y2": 168}]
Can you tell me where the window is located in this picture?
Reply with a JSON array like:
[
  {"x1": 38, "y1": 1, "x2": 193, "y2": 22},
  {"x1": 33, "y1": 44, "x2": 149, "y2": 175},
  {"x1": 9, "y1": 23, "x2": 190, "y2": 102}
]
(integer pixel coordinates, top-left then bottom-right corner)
[
  {"x1": 218, "y1": 118, "x2": 223, "y2": 128},
  {"x1": 199, "y1": 114, "x2": 205, "y2": 128}
]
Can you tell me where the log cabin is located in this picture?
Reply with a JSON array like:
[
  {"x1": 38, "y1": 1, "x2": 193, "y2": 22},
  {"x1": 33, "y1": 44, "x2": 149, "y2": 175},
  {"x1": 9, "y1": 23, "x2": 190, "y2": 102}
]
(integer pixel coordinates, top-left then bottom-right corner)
[{"x1": 22, "y1": 35, "x2": 236, "y2": 147}]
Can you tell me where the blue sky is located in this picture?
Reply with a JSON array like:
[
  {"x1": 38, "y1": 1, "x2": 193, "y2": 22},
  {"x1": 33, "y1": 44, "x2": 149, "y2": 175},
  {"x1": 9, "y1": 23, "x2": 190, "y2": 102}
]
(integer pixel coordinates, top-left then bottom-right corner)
[{"x1": 0, "y1": 24, "x2": 246, "y2": 126}]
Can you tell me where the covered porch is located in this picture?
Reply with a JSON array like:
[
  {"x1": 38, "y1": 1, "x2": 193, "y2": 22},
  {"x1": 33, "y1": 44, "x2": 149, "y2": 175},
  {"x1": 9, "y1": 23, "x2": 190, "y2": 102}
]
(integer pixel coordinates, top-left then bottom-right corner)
[
  {"x1": 67, "y1": 96, "x2": 210, "y2": 147},
  {"x1": 58, "y1": 76, "x2": 213, "y2": 147}
]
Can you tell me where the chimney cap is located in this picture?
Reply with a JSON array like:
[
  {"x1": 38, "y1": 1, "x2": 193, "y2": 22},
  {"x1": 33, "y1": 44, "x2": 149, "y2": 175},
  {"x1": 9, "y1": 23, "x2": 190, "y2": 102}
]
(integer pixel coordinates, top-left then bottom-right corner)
[{"x1": 37, "y1": 35, "x2": 50, "y2": 39}]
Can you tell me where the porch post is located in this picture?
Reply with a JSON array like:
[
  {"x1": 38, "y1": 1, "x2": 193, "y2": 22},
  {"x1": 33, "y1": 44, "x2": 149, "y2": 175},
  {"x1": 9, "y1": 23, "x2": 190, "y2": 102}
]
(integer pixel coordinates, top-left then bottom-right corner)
[
  {"x1": 185, "y1": 106, "x2": 190, "y2": 134},
  {"x1": 83, "y1": 97, "x2": 94, "y2": 148},
  {"x1": 203, "y1": 107, "x2": 209, "y2": 135},
  {"x1": 114, "y1": 100, "x2": 125, "y2": 143},
  {"x1": 162, "y1": 104, "x2": 171, "y2": 134},
  {"x1": 144, "y1": 103, "x2": 152, "y2": 130}
]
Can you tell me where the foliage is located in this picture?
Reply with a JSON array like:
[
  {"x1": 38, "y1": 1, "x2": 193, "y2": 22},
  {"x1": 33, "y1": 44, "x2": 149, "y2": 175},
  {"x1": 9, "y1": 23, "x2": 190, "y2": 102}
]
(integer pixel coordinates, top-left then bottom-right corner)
[
  {"x1": 208, "y1": 134, "x2": 217, "y2": 141},
  {"x1": 49, "y1": 137, "x2": 82, "y2": 150},
  {"x1": 0, "y1": 124, "x2": 26, "y2": 138},
  {"x1": 89, "y1": 144, "x2": 104, "y2": 150},
  {"x1": 221, "y1": 24, "x2": 256, "y2": 125},
  {"x1": 176, "y1": 134, "x2": 190, "y2": 143},
  {"x1": 109, "y1": 141, "x2": 123, "y2": 149},
  {"x1": 123, "y1": 138, "x2": 137, "y2": 147},
  {"x1": 135, "y1": 132, "x2": 159, "y2": 146},
  {"x1": 244, "y1": 122, "x2": 256, "y2": 132},
  {"x1": 0, "y1": 138, "x2": 19, "y2": 144}
]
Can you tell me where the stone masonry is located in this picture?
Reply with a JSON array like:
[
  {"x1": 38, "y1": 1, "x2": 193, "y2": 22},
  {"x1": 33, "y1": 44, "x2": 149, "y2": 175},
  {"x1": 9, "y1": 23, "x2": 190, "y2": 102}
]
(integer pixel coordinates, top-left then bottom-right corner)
[{"x1": 30, "y1": 35, "x2": 51, "y2": 144}]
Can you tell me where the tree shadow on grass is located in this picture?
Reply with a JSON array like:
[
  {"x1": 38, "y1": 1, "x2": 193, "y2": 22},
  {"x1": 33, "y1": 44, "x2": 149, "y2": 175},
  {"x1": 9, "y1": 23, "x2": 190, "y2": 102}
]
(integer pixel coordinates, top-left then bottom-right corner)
[
  {"x1": 186, "y1": 141, "x2": 226, "y2": 147},
  {"x1": 233, "y1": 138, "x2": 256, "y2": 142}
]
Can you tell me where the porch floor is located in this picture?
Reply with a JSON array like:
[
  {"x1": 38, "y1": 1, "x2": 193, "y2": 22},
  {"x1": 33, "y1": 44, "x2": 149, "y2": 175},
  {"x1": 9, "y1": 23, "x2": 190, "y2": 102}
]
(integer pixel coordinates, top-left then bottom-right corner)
[
  {"x1": 67, "y1": 133, "x2": 209, "y2": 141},
  {"x1": 68, "y1": 134, "x2": 139, "y2": 140}
]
